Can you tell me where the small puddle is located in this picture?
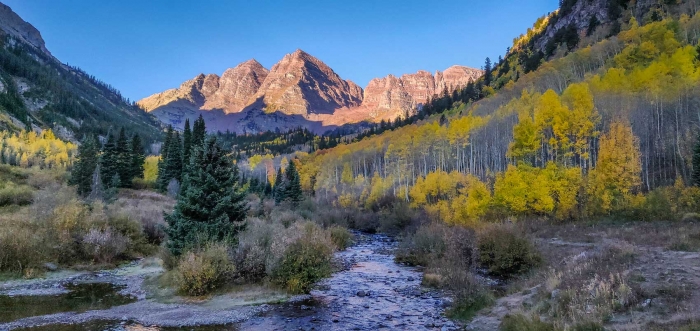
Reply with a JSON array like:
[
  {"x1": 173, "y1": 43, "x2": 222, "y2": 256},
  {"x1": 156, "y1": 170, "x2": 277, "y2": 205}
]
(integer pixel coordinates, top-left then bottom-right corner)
[{"x1": 0, "y1": 283, "x2": 136, "y2": 323}]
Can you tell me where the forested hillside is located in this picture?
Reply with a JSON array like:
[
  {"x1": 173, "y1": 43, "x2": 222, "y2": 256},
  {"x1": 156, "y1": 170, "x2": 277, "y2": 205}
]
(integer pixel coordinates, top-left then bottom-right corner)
[
  {"x1": 0, "y1": 3, "x2": 162, "y2": 144},
  {"x1": 273, "y1": 1, "x2": 700, "y2": 223}
]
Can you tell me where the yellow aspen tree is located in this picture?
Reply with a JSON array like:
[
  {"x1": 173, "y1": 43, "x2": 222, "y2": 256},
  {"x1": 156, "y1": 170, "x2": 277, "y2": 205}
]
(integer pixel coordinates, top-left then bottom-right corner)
[{"x1": 587, "y1": 120, "x2": 642, "y2": 214}]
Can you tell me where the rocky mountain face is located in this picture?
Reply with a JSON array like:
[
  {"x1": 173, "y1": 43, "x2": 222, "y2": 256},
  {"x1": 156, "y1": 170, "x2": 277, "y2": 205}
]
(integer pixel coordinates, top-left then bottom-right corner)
[
  {"x1": 0, "y1": 2, "x2": 51, "y2": 58},
  {"x1": 251, "y1": 49, "x2": 363, "y2": 116},
  {"x1": 140, "y1": 51, "x2": 482, "y2": 133},
  {"x1": 360, "y1": 65, "x2": 483, "y2": 120},
  {"x1": 532, "y1": 0, "x2": 658, "y2": 53}
]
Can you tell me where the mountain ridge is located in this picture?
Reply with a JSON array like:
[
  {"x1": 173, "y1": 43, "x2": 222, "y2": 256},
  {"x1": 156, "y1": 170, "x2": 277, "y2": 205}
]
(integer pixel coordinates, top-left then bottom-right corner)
[{"x1": 139, "y1": 50, "x2": 483, "y2": 133}]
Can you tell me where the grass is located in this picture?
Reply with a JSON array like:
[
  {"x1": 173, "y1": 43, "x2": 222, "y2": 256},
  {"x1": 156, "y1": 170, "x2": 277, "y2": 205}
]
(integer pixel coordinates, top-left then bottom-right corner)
[
  {"x1": 0, "y1": 168, "x2": 174, "y2": 277},
  {"x1": 447, "y1": 293, "x2": 494, "y2": 321}
]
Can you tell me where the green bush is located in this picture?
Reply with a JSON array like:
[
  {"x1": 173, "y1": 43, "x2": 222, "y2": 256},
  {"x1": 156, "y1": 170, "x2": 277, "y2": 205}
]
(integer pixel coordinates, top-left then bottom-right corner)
[
  {"x1": 447, "y1": 290, "x2": 493, "y2": 321},
  {"x1": 395, "y1": 222, "x2": 446, "y2": 266},
  {"x1": 175, "y1": 243, "x2": 234, "y2": 296},
  {"x1": 500, "y1": 314, "x2": 555, "y2": 331},
  {"x1": 0, "y1": 183, "x2": 33, "y2": 206},
  {"x1": 478, "y1": 225, "x2": 542, "y2": 278},
  {"x1": 329, "y1": 225, "x2": 352, "y2": 250},
  {"x1": 273, "y1": 228, "x2": 333, "y2": 294}
]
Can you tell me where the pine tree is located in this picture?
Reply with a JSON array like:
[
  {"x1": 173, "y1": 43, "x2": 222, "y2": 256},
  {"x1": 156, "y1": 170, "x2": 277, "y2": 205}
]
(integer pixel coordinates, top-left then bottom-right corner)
[
  {"x1": 182, "y1": 119, "x2": 192, "y2": 173},
  {"x1": 162, "y1": 132, "x2": 183, "y2": 189},
  {"x1": 192, "y1": 115, "x2": 206, "y2": 148},
  {"x1": 130, "y1": 134, "x2": 145, "y2": 179},
  {"x1": 274, "y1": 167, "x2": 285, "y2": 204},
  {"x1": 116, "y1": 128, "x2": 131, "y2": 187},
  {"x1": 100, "y1": 133, "x2": 118, "y2": 187},
  {"x1": 693, "y1": 133, "x2": 700, "y2": 187},
  {"x1": 165, "y1": 138, "x2": 248, "y2": 255},
  {"x1": 484, "y1": 57, "x2": 493, "y2": 87},
  {"x1": 69, "y1": 135, "x2": 99, "y2": 197},
  {"x1": 157, "y1": 126, "x2": 174, "y2": 192},
  {"x1": 285, "y1": 160, "x2": 303, "y2": 206}
]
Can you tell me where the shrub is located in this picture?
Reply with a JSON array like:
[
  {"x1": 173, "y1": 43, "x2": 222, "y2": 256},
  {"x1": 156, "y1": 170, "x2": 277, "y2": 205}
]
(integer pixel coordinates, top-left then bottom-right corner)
[
  {"x1": 0, "y1": 183, "x2": 33, "y2": 206},
  {"x1": 311, "y1": 207, "x2": 349, "y2": 228},
  {"x1": 378, "y1": 202, "x2": 421, "y2": 234},
  {"x1": 272, "y1": 224, "x2": 333, "y2": 294},
  {"x1": 82, "y1": 227, "x2": 130, "y2": 263},
  {"x1": 329, "y1": 225, "x2": 352, "y2": 250},
  {"x1": 232, "y1": 218, "x2": 279, "y2": 281},
  {"x1": 500, "y1": 314, "x2": 555, "y2": 331},
  {"x1": 444, "y1": 267, "x2": 493, "y2": 321},
  {"x1": 477, "y1": 224, "x2": 542, "y2": 278},
  {"x1": 346, "y1": 208, "x2": 380, "y2": 233},
  {"x1": 175, "y1": 243, "x2": 234, "y2": 296},
  {"x1": 395, "y1": 222, "x2": 446, "y2": 266}
]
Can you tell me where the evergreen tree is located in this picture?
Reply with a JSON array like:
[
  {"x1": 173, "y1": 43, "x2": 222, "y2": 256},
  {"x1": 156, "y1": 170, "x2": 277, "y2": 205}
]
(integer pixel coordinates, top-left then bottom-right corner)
[
  {"x1": 69, "y1": 135, "x2": 99, "y2": 197},
  {"x1": 484, "y1": 57, "x2": 493, "y2": 87},
  {"x1": 157, "y1": 126, "x2": 175, "y2": 191},
  {"x1": 182, "y1": 119, "x2": 192, "y2": 172},
  {"x1": 130, "y1": 134, "x2": 145, "y2": 179},
  {"x1": 192, "y1": 115, "x2": 206, "y2": 148},
  {"x1": 100, "y1": 133, "x2": 118, "y2": 187},
  {"x1": 274, "y1": 167, "x2": 285, "y2": 204},
  {"x1": 263, "y1": 180, "x2": 273, "y2": 196},
  {"x1": 163, "y1": 132, "x2": 183, "y2": 188},
  {"x1": 693, "y1": 133, "x2": 700, "y2": 187},
  {"x1": 285, "y1": 160, "x2": 303, "y2": 206},
  {"x1": 165, "y1": 138, "x2": 248, "y2": 255},
  {"x1": 116, "y1": 127, "x2": 131, "y2": 187}
]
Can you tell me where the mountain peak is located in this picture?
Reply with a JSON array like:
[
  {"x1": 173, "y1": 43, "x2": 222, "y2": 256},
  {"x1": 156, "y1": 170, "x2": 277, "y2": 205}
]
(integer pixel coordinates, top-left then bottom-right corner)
[{"x1": 0, "y1": 3, "x2": 52, "y2": 58}]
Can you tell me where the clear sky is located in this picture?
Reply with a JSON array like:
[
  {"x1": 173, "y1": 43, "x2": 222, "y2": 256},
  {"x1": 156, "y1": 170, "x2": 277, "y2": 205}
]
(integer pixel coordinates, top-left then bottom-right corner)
[{"x1": 3, "y1": 0, "x2": 559, "y2": 101}]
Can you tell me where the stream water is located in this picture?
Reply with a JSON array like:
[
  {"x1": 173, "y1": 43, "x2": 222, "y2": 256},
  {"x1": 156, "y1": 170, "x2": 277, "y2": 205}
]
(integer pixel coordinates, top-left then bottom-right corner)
[{"x1": 0, "y1": 233, "x2": 457, "y2": 331}]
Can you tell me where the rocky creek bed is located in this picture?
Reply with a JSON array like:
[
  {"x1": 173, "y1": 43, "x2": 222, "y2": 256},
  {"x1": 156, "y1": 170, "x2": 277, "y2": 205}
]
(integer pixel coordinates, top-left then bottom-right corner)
[{"x1": 0, "y1": 232, "x2": 458, "y2": 330}]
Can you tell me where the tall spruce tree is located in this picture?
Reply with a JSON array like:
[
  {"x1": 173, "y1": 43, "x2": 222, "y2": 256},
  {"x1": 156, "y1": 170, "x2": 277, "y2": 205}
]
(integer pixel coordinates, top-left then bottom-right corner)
[
  {"x1": 182, "y1": 119, "x2": 192, "y2": 173},
  {"x1": 165, "y1": 138, "x2": 248, "y2": 255},
  {"x1": 163, "y1": 132, "x2": 183, "y2": 186},
  {"x1": 130, "y1": 134, "x2": 145, "y2": 179},
  {"x1": 192, "y1": 115, "x2": 206, "y2": 148},
  {"x1": 483, "y1": 57, "x2": 493, "y2": 87},
  {"x1": 100, "y1": 133, "x2": 118, "y2": 187},
  {"x1": 693, "y1": 133, "x2": 700, "y2": 187},
  {"x1": 273, "y1": 167, "x2": 285, "y2": 204},
  {"x1": 285, "y1": 160, "x2": 303, "y2": 206},
  {"x1": 157, "y1": 126, "x2": 174, "y2": 192},
  {"x1": 69, "y1": 135, "x2": 99, "y2": 197},
  {"x1": 116, "y1": 128, "x2": 131, "y2": 187}
]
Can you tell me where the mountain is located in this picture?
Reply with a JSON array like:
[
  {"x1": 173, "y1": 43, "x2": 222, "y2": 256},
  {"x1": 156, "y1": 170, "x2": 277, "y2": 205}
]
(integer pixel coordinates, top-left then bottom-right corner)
[
  {"x1": 354, "y1": 65, "x2": 483, "y2": 121},
  {"x1": 0, "y1": 2, "x2": 161, "y2": 143},
  {"x1": 139, "y1": 51, "x2": 482, "y2": 133}
]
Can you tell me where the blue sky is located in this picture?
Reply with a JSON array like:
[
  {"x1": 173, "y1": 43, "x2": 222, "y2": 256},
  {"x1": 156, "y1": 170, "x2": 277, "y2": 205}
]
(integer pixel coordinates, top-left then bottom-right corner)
[{"x1": 3, "y1": 0, "x2": 559, "y2": 101}]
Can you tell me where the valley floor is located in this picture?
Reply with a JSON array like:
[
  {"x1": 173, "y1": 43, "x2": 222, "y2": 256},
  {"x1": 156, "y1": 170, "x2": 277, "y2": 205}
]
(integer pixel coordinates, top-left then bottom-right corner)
[{"x1": 0, "y1": 232, "x2": 456, "y2": 331}]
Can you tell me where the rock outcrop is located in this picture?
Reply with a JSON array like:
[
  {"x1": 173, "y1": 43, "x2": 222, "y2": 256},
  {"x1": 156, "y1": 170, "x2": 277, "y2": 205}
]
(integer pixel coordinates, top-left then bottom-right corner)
[
  {"x1": 0, "y1": 2, "x2": 52, "y2": 58},
  {"x1": 359, "y1": 66, "x2": 483, "y2": 120},
  {"x1": 204, "y1": 59, "x2": 269, "y2": 113}
]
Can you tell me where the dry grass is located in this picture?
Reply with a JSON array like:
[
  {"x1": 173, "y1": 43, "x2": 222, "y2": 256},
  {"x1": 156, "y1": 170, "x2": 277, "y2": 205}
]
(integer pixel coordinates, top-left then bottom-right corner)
[{"x1": 0, "y1": 172, "x2": 175, "y2": 277}]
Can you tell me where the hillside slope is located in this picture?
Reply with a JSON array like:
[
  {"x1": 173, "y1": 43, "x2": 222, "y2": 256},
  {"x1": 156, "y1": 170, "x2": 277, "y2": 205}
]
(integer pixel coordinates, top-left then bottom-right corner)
[
  {"x1": 289, "y1": 0, "x2": 700, "y2": 217},
  {"x1": 0, "y1": 2, "x2": 162, "y2": 143}
]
